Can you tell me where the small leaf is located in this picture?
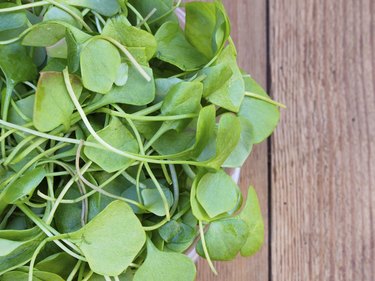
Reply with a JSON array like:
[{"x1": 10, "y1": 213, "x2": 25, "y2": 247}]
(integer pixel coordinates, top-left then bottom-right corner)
[
  {"x1": 36, "y1": 252, "x2": 77, "y2": 279},
  {"x1": 43, "y1": 6, "x2": 83, "y2": 28},
  {"x1": 159, "y1": 81, "x2": 202, "y2": 133},
  {"x1": 205, "y1": 113, "x2": 241, "y2": 169},
  {"x1": 61, "y1": 0, "x2": 121, "y2": 16},
  {"x1": 0, "y1": 167, "x2": 45, "y2": 214},
  {"x1": 55, "y1": 183, "x2": 83, "y2": 233},
  {"x1": 0, "y1": 43, "x2": 37, "y2": 84},
  {"x1": 22, "y1": 22, "x2": 66, "y2": 47},
  {"x1": 201, "y1": 55, "x2": 245, "y2": 112},
  {"x1": 99, "y1": 64, "x2": 155, "y2": 106},
  {"x1": 159, "y1": 220, "x2": 196, "y2": 253},
  {"x1": 185, "y1": 1, "x2": 230, "y2": 60},
  {"x1": 240, "y1": 186, "x2": 265, "y2": 257},
  {"x1": 133, "y1": 239, "x2": 196, "y2": 281},
  {"x1": 196, "y1": 218, "x2": 249, "y2": 261},
  {"x1": 0, "y1": 228, "x2": 45, "y2": 275},
  {"x1": 142, "y1": 187, "x2": 173, "y2": 217},
  {"x1": 192, "y1": 105, "x2": 216, "y2": 161},
  {"x1": 0, "y1": 3, "x2": 28, "y2": 33},
  {"x1": 80, "y1": 38, "x2": 121, "y2": 94},
  {"x1": 33, "y1": 71, "x2": 83, "y2": 132},
  {"x1": 196, "y1": 170, "x2": 240, "y2": 219},
  {"x1": 223, "y1": 117, "x2": 253, "y2": 168},
  {"x1": 103, "y1": 16, "x2": 157, "y2": 60},
  {"x1": 155, "y1": 22, "x2": 207, "y2": 71},
  {"x1": 84, "y1": 117, "x2": 139, "y2": 173},
  {"x1": 115, "y1": 63, "x2": 129, "y2": 86},
  {"x1": 239, "y1": 76, "x2": 280, "y2": 144},
  {"x1": 69, "y1": 201, "x2": 146, "y2": 276}
]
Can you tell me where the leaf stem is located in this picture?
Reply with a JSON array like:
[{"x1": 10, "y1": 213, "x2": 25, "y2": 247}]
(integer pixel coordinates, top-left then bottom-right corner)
[
  {"x1": 1, "y1": 81, "x2": 14, "y2": 158},
  {"x1": 244, "y1": 92, "x2": 286, "y2": 108},
  {"x1": 126, "y1": 2, "x2": 152, "y2": 33},
  {"x1": 44, "y1": 0, "x2": 93, "y2": 32},
  {"x1": 98, "y1": 108, "x2": 197, "y2": 121},
  {"x1": 199, "y1": 220, "x2": 217, "y2": 275},
  {"x1": 0, "y1": 1, "x2": 49, "y2": 13},
  {"x1": 99, "y1": 36, "x2": 151, "y2": 81}
]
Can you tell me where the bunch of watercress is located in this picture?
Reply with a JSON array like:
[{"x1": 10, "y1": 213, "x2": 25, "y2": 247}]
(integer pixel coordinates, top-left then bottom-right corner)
[{"x1": 0, "y1": 1, "x2": 284, "y2": 280}]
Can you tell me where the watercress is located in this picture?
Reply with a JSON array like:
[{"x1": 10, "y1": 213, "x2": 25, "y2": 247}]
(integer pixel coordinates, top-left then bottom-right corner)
[{"x1": 0, "y1": 1, "x2": 284, "y2": 280}]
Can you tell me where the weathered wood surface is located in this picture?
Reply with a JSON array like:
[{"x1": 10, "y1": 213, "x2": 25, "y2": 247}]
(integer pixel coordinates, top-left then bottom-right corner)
[
  {"x1": 270, "y1": 0, "x2": 375, "y2": 280},
  {"x1": 197, "y1": 0, "x2": 269, "y2": 280},
  {"x1": 197, "y1": 0, "x2": 375, "y2": 280}
]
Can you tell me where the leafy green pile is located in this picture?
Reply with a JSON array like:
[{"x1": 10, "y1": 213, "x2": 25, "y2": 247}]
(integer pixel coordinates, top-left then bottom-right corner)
[{"x1": 0, "y1": 1, "x2": 283, "y2": 280}]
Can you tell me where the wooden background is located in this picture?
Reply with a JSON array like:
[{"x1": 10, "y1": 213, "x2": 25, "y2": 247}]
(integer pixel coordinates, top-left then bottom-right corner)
[{"x1": 197, "y1": 0, "x2": 375, "y2": 280}]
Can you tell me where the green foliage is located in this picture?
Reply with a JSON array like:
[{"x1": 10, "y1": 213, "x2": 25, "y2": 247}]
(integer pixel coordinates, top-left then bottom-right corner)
[{"x1": 0, "y1": 1, "x2": 282, "y2": 279}]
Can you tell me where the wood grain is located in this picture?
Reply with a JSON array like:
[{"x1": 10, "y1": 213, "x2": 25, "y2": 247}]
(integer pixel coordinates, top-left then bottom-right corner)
[
  {"x1": 270, "y1": 0, "x2": 375, "y2": 280},
  {"x1": 196, "y1": 0, "x2": 270, "y2": 280}
]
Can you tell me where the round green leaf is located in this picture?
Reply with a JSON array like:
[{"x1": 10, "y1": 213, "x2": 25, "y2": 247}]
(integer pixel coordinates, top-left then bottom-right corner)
[
  {"x1": 196, "y1": 218, "x2": 249, "y2": 261},
  {"x1": 196, "y1": 170, "x2": 240, "y2": 219},
  {"x1": 80, "y1": 38, "x2": 121, "y2": 94},
  {"x1": 69, "y1": 201, "x2": 146, "y2": 276},
  {"x1": 133, "y1": 240, "x2": 196, "y2": 281}
]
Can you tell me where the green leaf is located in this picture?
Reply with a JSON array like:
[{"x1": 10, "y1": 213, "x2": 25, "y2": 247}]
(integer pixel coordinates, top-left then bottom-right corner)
[
  {"x1": 103, "y1": 17, "x2": 157, "y2": 61},
  {"x1": 0, "y1": 43, "x2": 37, "y2": 84},
  {"x1": 1, "y1": 270, "x2": 64, "y2": 281},
  {"x1": 190, "y1": 173, "x2": 211, "y2": 222},
  {"x1": 33, "y1": 71, "x2": 83, "y2": 132},
  {"x1": 196, "y1": 218, "x2": 249, "y2": 261},
  {"x1": 196, "y1": 170, "x2": 241, "y2": 219},
  {"x1": 240, "y1": 187, "x2": 265, "y2": 257},
  {"x1": 0, "y1": 228, "x2": 45, "y2": 275},
  {"x1": 21, "y1": 21, "x2": 91, "y2": 47},
  {"x1": 115, "y1": 63, "x2": 129, "y2": 86},
  {"x1": 239, "y1": 76, "x2": 280, "y2": 144},
  {"x1": 192, "y1": 105, "x2": 216, "y2": 161},
  {"x1": 154, "y1": 77, "x2": 181, "y2": 103},
  {"x1": 88, "y1": 172, "x2": 133, "y2": 219},
  {"x1": 84, "y1": 117, "x2": 139, "y2": 173},
  {"x1": 185, "y1": 1, "x2": 230, "y2": 60},
  {"x1": 133, "y1": 239, "x2": 196, "y2": 281},
  {"x1": 80, "y1": 38, "x2": 121, "y2": 94},
  {"x1": 155, "y1": 22, "x2": 207, "y2": 71},
  {"x1": 0, "y1": 3, "x2": 28, "y2": 33},
  {"x1": 205, "y1": 113, "x2": 241, "y2": 169},
  {"x1": 223, "y1": 117, "x2": 253, "y2": 168},
  {"x1": 43, "y1": 6, "x2": 83, "y2": 29},
  {"x1": 61, "y1": 0, "x2": 121, "y2": 16},
  {"x1": 151, "y1": 119, "x2": 196, "y2": 156},
  {"x1": 35, "y1": 252, "x2": 77, "y2": 279},
  {"x1": 142, "y1": 186, "x2": 173, "y2": 217},
  {"x1": 99, "y1": 64, "x2": 155, "y2": 106},
  {"x1": 22, "y1": 22, "x2": 66, "y2": 47},
  {"x1": 0, "y1": 168, "x2": 45, "y2": 216},
  {"x1": 69, "y1": 201, "x2": 146, "y2": 276},
  {"x1": 159, "y1": 81, "x2": 202, "y2": 133},
  {"x1": 66, "y1": 28, "x2": 80, "y2": 73},
  {"x1": 158, "y1": 220, "x2": 196, "y2": 253},
  {"x1": 128, "y1": 0, "x2": 178, "y2": 30},
  {"x1": 55, "y1": 183, "x2": 83, "y2": 233}
]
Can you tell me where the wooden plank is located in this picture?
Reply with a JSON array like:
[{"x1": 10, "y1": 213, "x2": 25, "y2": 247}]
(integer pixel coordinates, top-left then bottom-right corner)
[
  {"x1": 270, "y1": 0, "x2": 375, "y2": 280},
  {"x1": 196, "y1": 1, "x2": 270, "y2": 280}
]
